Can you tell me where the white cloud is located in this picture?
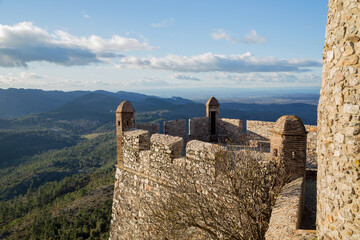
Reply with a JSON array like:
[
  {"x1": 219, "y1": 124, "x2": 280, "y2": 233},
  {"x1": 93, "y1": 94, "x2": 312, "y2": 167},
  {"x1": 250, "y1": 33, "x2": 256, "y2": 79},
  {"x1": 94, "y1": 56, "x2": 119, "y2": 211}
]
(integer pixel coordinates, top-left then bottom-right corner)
[
  {"x1": 211, "y1": 29, "x2": 234, "y2": 42},
  {"x1": 0, "y1": 73, "x2": 16, "y2": 82},
  {"x1": 211, "y1": 29, "x2": 266, "y2": 44},
  {"x1": 0, "y1": 22, "x2": 153, "y2": 67},
  {"x1": 171, "y1": 73, "x2": 200, "y2": 81},
  {"x1": 212, "y1": 72, "x2": 321, "y2": 84},
  {"x1": 121, "y1": 78, "x2": 169, "y2": 88},
  {"x1": 82, "y1": 11, "x2": 90, "y2": 19},
  {"x1": 19, "y1": 72, "x2": 42, "y2": 79},
  {"x1": 0, "y1": 72, "x2": 43, "y2": 83},
  {"x1": 116, "y1": 52, "x2": 322, "y2": 73},
  {"x1": 152, "y1": 18, "x2": 174, "y2": 28},
  {"x1": 244, "y1": 30, "x2": 266, "y2": 44}
]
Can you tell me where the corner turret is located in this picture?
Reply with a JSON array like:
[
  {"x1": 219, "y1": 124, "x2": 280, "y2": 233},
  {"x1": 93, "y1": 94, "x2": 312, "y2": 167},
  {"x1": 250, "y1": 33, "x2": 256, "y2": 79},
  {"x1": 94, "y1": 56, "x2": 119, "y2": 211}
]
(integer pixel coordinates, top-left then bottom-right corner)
[
  {"x1": 270, "y1": 115, "x2": 307, "y2": 180},
  {"x1": 116, "y1": 101, "x2": 135, "y2": 165}
]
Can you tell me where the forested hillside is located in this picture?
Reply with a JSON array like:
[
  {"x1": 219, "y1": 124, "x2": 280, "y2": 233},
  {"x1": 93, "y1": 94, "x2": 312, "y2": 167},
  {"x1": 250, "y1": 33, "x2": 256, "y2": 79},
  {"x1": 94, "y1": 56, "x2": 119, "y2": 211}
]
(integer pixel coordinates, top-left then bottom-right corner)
[{"x1": 0, "y1": 133, "x2": 116, "y2": 240}]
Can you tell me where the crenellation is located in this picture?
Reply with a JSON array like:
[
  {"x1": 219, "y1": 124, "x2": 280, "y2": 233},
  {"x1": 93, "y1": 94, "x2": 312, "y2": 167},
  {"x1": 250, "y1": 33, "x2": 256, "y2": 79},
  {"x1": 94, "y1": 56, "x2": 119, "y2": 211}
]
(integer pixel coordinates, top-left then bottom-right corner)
[
  {"x1": 122, "y1": 129, "x2": 150, "y2": 172},
  {"x1": 246, "y1": 120, "x2": 275, "y2": 141},
  {"x1": 124, "y1": 129, "x2": 150, "y2": 151},
  {"x1": 188, "y1": 117, "x2": 210, "y2": 142},
  {"x1": 164, "y1": 119, "x2": 187, "y2": 140},
  {"x1": 186, "y1": 140, "x2": 225, "y2": 163},
  {"x1": 217, "y1": 118, "x2": 243, "y2": 143},
  {"x1": 135, "y1": 122, "x2": 160, "y2": 135},
  {"x1": 150, "y1": 133, "x2": 184, "y2": 160}
]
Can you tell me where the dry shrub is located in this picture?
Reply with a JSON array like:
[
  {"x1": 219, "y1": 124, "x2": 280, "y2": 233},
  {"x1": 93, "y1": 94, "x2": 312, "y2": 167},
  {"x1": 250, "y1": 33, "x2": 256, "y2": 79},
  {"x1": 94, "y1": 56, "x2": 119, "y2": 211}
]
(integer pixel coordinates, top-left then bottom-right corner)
[{"x1": 141, "y1": 148, "x2": 286, "y2": 240}]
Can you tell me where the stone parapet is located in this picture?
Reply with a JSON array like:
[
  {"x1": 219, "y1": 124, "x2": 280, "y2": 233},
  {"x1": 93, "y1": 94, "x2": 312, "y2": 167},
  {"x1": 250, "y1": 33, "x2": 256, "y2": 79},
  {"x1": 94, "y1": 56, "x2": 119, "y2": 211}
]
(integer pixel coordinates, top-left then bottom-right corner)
[
  {"x1": 164, "y1": 119, "x2": 187, "y2": 140},
  {"x1": 305, "y1": 125, "x2": 317, "y2": 169},
  {"x1": 246, "y1": 120, "x2": 275, "y2": 140},
  {"x1": 186, "y1": 140, "x2": 225, "y2": 163},
  {"x1": 189, "y1": 117, "x2": 210, "y2": 142},
  {"x1": 150, "y1": 133, "x2": 183, "y2": 159},
  {"x1": 110, "y1": 128, "x2": 225, "y2": 240},
  {"x1": 217, "y1": 118, "x2": 243, "y2": 143},
  {"x1": 265, "y1": 177, "x2": 316, "y2": 240}
]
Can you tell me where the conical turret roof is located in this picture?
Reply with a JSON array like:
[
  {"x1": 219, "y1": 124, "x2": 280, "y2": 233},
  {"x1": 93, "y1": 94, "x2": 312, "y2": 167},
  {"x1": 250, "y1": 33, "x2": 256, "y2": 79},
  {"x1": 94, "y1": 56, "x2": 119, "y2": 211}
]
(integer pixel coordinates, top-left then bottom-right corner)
[
  {"x1": 206, "y1": 97, "x2": 219, "y2": 106},
  {"x1": 116, "y1": 101, "x2": 135, "y2": 113},
  {"x1": 272, "y1": 115, "x2": 306, "y2": 135}
]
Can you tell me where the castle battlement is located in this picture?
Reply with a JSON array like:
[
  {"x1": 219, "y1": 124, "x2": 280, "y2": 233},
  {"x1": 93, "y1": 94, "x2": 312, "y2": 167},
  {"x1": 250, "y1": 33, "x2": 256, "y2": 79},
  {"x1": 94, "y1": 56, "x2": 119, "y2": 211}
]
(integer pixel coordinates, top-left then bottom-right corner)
[
  {"x1": 110, "y1": 97, "x2": 319, "y2": 240},
  {"x1": 120, "y1": 127, "x2": 225, "y2": 182},
  {"x1": 134, "y1": 116, "x2": 244, "y2": 144}
]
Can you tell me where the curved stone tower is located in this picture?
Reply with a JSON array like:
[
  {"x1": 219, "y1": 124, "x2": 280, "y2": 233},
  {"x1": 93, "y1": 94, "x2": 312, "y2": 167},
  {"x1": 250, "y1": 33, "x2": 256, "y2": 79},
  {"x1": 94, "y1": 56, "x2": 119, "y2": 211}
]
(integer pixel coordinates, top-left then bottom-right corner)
[{"x1": 317, "y1": 0, "x2": 360, "y2": 239}]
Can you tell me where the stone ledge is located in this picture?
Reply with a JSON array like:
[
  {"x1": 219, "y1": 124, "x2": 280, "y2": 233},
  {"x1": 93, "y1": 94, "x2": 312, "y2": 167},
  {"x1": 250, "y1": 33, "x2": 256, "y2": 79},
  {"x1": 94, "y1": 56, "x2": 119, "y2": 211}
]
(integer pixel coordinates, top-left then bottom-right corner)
[{"x1": 265, "y1": 177, "x2": 313, "y2": 240}]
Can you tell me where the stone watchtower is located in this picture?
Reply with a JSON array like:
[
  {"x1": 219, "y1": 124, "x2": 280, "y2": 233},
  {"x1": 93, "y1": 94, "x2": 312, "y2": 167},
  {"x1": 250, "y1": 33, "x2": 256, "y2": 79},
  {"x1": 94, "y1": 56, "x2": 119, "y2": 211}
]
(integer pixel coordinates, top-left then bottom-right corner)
[
  {"x1": 270, "y1": 115, "x2": 307, "y2": 180},
  {"x1": 116, "y1": 101, "x2": 135, "y2": 165},
  {"x1": 206, "y1": 97, "x2": 220, "y2": 141},
  {"x1": 317, "y1": 0, "x2": 360, "y2": 239}
]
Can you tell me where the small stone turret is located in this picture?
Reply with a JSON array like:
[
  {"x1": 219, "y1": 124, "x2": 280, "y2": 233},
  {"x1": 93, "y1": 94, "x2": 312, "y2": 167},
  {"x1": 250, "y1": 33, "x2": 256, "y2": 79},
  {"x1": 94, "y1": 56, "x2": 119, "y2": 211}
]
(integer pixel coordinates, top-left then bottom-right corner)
[
  {"x1": 116, "y1": 101, "x2": 135, "y2": 165},
  {"x1": 206, "y1": 97, "x2": 220, "y2": 141},
  {"x1": 270, "y1": 115, "x2": 307, "y2": 180}
]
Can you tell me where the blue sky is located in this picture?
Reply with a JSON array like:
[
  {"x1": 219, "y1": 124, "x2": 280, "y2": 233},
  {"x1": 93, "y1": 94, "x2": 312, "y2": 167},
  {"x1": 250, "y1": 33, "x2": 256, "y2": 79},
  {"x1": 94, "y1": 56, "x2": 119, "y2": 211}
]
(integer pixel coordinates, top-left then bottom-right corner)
[{"x1": 0, "y1": 0, "x2": 328, "y2": 93}]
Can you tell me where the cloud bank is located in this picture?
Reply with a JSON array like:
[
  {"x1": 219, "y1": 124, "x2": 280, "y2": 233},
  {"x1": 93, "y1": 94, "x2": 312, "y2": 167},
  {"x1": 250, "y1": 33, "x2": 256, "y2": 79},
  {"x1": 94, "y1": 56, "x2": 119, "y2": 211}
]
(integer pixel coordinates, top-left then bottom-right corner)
[
  {"x1": 213, "y1": 72, "x2": 320, "y2": 84},
  {"x1": 211, "y1": 29, "x2": 266, "y2": 44},
  {"x1": 0, "y1": 22, "x2": 153, "y2": 67},
  {"x1": 116, "y1": 52, "x2": 322, "y2": 73},
  {"x1": 121, "y1": 78, "x2": 169, "y2": 88}
]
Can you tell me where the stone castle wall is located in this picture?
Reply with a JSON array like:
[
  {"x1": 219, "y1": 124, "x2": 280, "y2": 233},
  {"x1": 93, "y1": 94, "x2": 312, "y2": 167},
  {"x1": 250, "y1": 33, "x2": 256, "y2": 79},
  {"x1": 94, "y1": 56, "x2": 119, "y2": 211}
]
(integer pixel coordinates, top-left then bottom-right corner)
[
  {"x1": 317, "y1": 0, "x2": 360, "y2": 239},
  {"x1": 217, "y1": 118, "x2": 243, "y2": 142},
  {"x1": 133, "y1": 119, "x2": 317, "y2": 168},
  {"x1": 265, "y1": 176, "x2": 317, "y2": 240},
  {"x1": 110, "y1": 129, "x2": 223, "y2": 240},
  {"x1": 188, "y1": 117, "x2": 210, "y2": 141},
  {"x1": 164, "y1": 119, "x2": 187, "y2": 140},
  {"x1": 111, "y1": 98, "x2": 320, "y2": 240},
  {"x1": 305, "y1": 125, "x2": 317, "y2": 169},
  {"x1": 247, "y1": 120, "x2": 275, "y2": 140}
]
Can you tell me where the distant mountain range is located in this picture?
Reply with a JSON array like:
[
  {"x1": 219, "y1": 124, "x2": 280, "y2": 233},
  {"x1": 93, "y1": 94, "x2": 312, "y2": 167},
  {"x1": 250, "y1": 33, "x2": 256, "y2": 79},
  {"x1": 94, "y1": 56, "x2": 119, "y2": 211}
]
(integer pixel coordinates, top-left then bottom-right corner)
[
  {"x1": 0, "y1": 88, "x2": 317, "y2": 125},
  {"x1": 0, "y1": 88, "x2": 191, "y2": 119},
  {"x1": 0, "y1": 88, "x2": 88, "y2": 118}
]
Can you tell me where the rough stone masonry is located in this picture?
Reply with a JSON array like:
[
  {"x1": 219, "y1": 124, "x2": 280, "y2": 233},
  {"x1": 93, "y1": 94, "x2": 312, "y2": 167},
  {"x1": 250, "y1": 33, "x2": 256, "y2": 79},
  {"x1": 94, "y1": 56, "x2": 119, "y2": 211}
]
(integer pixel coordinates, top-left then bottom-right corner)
[{"x1": 317, "y1": 0, "x2": 360, "y2": 239}]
